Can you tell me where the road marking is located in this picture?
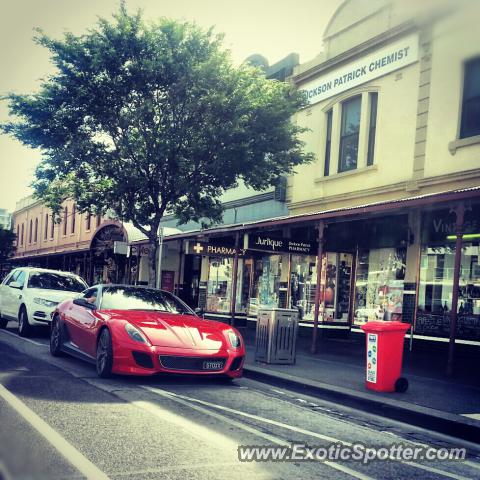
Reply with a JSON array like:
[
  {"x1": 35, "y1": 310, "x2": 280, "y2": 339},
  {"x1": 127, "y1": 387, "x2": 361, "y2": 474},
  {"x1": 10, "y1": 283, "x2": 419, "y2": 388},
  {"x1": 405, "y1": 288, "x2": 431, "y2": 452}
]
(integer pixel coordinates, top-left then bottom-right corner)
[
  {"x1": 0, "y1": 384, "x2": 110, "y2": 480},
  {"x1": 146, "y1": 387, "x2": 476, "y2": 480},
  {"x1": 0, "y1": 329, "x2": 47, "y2": 347},
  {"x1": 144, "y1": 386, "x2": 374, "y2": 480},
  {"x1": 462, "y1": 413, "x2": 480, "y2": 420}
]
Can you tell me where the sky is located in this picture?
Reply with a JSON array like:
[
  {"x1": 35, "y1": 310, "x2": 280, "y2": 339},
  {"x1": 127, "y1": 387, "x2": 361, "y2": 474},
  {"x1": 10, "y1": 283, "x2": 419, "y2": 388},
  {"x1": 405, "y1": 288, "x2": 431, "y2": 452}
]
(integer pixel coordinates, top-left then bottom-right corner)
[{"x1": 0, "y1": 0, "x2": 342, "y2": 213}]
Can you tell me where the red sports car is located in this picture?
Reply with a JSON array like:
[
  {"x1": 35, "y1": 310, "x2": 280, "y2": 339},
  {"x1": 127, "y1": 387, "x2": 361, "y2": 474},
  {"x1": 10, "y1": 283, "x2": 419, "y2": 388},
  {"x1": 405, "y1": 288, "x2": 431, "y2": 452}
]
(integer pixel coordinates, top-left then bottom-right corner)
[{"x1": 50, "y1": 285, "x2": 245, "y2": 379}]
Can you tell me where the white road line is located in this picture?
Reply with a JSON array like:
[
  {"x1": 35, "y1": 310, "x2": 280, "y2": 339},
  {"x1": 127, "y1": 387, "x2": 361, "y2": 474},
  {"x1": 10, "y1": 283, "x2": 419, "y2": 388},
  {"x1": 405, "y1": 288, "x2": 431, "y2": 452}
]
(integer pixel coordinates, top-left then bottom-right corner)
[
  {"x1": 144, "y1": 386, "x2": 374, "y2": 480},
  {"x1": 0, "y1": 329, "x2": 47, "y2": 347},
  {"x1": 146, "y1": 387, "x2": 477, "y2": 480},
  {"x1": 0, "y1": 384, "x2": 110, "y2": 480},
  {"x1": 462, "y1": 413, "x2": 480, "y2": 420}
]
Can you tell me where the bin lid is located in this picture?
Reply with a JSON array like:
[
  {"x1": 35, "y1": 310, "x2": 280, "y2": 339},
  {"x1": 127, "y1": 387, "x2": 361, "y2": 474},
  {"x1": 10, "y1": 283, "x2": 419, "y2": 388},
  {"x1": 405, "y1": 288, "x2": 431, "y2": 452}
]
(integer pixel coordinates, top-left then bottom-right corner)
[{"x1": 360, "y1": 321, "x2": 411, "y2": 333}]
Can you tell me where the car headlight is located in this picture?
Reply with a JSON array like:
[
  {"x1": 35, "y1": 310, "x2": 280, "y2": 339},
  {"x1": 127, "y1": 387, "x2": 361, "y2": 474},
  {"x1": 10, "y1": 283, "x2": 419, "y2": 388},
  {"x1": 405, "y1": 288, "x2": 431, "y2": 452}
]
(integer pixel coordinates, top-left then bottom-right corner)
[
  {"x1": 125, "y1": 323, "x2": 151, "y2": 345},
  {"x1": 33, "y1": 298, "x2": 59, "y2": 308},
  {"x1": 227, "y1": 330, "x2": 241, "y2": 349}
]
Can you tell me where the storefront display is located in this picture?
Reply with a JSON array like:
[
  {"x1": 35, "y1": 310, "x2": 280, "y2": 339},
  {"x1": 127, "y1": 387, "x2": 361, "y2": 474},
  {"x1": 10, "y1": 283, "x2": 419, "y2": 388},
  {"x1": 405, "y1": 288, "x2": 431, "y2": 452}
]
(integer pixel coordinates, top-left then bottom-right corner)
[
  {"x1": 289, "y1": 254, "x2": 317, "y2": 320},
  {"x1": 416, "y1": 243, "x2": 480, "y2": 340},
  {"x1": 354, "y1": 248, "x2": 406, "y2": 325}
]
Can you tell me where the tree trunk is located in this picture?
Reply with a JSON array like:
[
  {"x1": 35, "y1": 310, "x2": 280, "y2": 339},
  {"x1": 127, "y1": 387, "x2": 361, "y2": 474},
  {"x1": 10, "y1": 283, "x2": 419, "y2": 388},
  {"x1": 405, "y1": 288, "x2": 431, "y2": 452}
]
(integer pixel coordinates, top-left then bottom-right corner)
[{"x1": 148, "y1": 240, "x2": 158, "y2": 287}]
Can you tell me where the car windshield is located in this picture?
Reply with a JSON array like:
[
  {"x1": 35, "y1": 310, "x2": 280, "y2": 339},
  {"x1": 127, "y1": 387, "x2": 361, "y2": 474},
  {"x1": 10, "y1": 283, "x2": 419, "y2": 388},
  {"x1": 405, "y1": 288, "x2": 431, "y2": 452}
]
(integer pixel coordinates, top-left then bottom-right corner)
[
  {"x1": 27, "y1": 272, "x2": 87, "y2": 292},
  {"x1": 101, "y1": 286, "x2": 194, "y2": 315}
]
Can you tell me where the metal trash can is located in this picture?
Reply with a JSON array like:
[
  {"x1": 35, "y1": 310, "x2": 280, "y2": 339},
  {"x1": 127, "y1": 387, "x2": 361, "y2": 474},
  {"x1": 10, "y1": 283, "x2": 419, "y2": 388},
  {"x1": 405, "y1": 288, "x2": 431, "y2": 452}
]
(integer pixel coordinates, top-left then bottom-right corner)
[{"x1": 255, "y1": 308, "x2": 299, "y2": 364}]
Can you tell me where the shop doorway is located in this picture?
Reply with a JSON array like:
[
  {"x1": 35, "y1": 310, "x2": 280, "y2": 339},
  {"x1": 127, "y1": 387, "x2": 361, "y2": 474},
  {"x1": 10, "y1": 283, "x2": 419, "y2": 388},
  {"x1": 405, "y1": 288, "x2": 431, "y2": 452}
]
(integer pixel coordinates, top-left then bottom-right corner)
[{"x1": 182, "y1": 255, "x2": 201, "y2": 308}]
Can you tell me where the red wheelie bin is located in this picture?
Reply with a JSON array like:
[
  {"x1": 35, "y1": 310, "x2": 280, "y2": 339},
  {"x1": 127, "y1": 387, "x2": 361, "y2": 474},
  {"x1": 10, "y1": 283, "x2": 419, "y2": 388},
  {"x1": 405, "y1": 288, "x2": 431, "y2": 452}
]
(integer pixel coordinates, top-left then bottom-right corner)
[{"x1": 360, "y1": 321, "x2": 411, "y2": 393}]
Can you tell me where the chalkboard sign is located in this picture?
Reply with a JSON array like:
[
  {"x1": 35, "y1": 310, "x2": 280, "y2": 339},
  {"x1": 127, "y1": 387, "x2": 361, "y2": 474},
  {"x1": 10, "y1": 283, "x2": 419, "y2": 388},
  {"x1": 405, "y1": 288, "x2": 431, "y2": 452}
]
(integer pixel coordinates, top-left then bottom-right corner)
[
  {"x1": 198, "y1": 282, "x2": 207, "y2": 310},
  {"x1": 415, "y1": 313, "x2": 480, "y2": 341}
]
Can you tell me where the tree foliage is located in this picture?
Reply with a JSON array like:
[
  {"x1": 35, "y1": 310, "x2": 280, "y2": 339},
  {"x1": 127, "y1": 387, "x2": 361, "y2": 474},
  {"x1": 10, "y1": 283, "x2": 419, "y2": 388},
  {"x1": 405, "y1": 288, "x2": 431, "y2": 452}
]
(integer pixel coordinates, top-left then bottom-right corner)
[
  {"x1": 1, "y1": 4, "x2": 313, "y2": 284},
  {"x1": 0, "y1": 227, "x2": 16, "y2": 261}
]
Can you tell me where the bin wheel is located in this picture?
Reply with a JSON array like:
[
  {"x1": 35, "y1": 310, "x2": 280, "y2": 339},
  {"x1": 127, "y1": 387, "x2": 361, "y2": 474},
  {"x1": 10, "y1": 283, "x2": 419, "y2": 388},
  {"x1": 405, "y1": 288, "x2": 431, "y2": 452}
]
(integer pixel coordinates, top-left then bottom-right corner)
[{"x1": 395, "y1": 377, "x2": 409, "y2": 393}]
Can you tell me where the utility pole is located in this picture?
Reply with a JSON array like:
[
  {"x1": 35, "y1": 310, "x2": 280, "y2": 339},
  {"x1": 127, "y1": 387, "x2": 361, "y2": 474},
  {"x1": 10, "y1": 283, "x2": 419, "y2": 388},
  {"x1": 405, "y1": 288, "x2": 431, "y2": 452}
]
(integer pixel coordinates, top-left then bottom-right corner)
[{"x1": 156, "y1": 226, "x2": 164, "y2": 289}]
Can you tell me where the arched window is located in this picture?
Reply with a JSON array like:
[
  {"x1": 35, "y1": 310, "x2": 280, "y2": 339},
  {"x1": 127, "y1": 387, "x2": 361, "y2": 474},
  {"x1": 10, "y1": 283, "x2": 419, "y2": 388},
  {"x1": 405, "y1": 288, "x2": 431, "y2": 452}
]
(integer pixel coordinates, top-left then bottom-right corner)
[
  {"x1": 50, "y1": 214, "x2": 54, "y2": 239},
  {"x1": 96, "y1": 215, "x2": 101, "y2": 228},
  {"x1": 44, "y1": 214, "x2": 49, "y2": 240},
  {"x1": 63, "y1": 207, "x2": 68, "y2": 235},
  {"x1": 21, "y1": 224, "x2": 24, "y2": 245},
  {"x1": 16, "y1": 225, "x2": 19, "y2": 242},
  {"x1": 29, "y1": 219, "x2": 33, "y2": 243},
  {"x1": 86, "y1": 213, "x2": 91, "y2": 231},
  {"x1": 34, "y1": 218, "x2": 38, "y2": 243},
  {"x1": 71, "y1": 204, "x2": 76, "y2": 233}
]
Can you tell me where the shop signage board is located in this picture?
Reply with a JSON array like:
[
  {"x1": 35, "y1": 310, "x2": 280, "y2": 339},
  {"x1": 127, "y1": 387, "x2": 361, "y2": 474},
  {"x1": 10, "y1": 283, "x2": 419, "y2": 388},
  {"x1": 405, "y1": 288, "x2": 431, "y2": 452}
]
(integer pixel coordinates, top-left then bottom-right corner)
[
  {"x1": 248, "y1": 234, "x2": 318, "y2": 255},
  {"x1": 366, "y1": 333, "x2": 378, "y2": 383},
  {"x1": 301, "y1": 33, "x2": 419, "y2": 106},
  {"x1": 186, "y1": 241, "x2": 247, "y2": 257},
  {"x1": 161, "y1": 270, "x2": 175, "y2": 292}
]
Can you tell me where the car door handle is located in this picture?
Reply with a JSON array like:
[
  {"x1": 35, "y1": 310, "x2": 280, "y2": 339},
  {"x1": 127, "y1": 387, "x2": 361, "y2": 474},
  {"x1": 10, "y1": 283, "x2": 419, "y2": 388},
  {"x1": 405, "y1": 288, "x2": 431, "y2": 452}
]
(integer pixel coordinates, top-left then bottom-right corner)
[{"x1": 18, "y1": 295, "x2": 22, "y2": 299}]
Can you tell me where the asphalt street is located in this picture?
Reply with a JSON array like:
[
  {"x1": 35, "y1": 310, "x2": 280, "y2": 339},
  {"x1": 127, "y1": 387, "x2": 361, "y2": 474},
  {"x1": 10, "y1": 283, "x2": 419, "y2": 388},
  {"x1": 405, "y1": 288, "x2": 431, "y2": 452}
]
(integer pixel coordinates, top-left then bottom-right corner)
[{"x1": 0, "y1": 322, "x2": 479, "y2": 480}]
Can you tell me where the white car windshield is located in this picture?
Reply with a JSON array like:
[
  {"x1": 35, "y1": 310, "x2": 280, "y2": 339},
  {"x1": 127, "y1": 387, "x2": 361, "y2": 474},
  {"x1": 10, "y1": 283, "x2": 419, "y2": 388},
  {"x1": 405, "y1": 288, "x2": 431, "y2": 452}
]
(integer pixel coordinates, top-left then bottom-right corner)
[{"x1": 27, "y1": 272, "x2": 87, "y2": 292}]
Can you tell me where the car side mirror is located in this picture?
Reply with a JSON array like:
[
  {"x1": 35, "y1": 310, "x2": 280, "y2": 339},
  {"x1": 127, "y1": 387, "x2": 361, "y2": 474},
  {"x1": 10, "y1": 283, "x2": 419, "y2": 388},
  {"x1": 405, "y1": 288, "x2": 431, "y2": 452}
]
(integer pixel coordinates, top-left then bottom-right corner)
[
  {"x1": 73, "y1": 298, "x2": 96, "y2": 310},
  {"x1": 9, "y1": 281, "x2": 23, "y2": 290},
  {"x1": 194, "y1": 307, "x2": 204, "y2": 318}
]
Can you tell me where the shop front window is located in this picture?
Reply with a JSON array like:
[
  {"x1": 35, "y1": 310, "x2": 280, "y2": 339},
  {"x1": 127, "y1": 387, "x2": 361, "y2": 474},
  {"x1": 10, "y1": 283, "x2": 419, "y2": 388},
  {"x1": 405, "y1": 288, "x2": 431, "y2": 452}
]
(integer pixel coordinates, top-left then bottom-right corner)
[
  {"x1": 249, "y1": 255, "x2": 284, "y2": 316},
  {"x1": 354, "y1": 248, "x2": 406, "y2": 325},
  {"x1": 206, "y1": 257, "x2": 249, "y2": 314},
  {"x1": 416, "y1": 243, "x2": 480, "y2": 339}
]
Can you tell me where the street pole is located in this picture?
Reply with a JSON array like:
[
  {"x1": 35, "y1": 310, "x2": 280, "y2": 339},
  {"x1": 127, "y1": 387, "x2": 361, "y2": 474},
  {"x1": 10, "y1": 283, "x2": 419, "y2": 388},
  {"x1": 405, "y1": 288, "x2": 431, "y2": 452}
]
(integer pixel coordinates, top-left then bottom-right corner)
[
  {"x1": 156, "y1": 226, "x2": 164, "y2": 289},
  {"x1": 311, "y1": 221, "x2": 326, "y2": 354},
  {"x1": 446, "y1": 203, "x2": 464, "y2": 377}
]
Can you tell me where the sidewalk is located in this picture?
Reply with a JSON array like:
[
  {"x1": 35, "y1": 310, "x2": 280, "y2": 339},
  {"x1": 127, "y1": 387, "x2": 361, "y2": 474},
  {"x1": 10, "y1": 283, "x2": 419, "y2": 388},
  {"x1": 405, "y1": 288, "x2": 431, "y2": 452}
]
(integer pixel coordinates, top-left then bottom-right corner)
[{"x1": 238, "y1": 327, "x2": 480, "y2": 444}]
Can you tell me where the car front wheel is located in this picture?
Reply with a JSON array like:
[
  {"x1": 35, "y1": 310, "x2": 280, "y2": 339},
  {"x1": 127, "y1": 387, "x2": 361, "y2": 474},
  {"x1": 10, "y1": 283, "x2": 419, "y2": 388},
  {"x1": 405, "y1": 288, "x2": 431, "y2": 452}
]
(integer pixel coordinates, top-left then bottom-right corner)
[
  {"x1": 18, "y1": 307, "x2": 32, "y2": 337},
  {"x1": 50, "y1": 316, "x2": 63, "y2": 357},
  {"x1": 96, "y1": 329, "x2": 113, "y2": 378}
]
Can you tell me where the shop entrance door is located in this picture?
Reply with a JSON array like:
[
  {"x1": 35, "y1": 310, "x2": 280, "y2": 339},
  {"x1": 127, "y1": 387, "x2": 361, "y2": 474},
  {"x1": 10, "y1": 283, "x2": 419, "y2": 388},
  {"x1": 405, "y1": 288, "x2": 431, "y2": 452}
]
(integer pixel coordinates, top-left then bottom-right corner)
[
  {"x1": 322, "y1": 252, "x2": 355, "y2": 323},
  {"x1": 182, "y1": 255, "x2": 201, "y2": 308}
]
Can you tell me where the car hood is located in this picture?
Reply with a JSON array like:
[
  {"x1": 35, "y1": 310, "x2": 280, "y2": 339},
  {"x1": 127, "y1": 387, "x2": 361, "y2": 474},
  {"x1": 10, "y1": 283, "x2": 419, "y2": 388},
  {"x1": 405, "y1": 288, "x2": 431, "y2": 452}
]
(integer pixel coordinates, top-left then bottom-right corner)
[
  {"x1": 112, "y1": 310, "x2": 227, "y2": 350},
  {"x1": 28, "y1": 289, "x2": 81, "y2": 304}
]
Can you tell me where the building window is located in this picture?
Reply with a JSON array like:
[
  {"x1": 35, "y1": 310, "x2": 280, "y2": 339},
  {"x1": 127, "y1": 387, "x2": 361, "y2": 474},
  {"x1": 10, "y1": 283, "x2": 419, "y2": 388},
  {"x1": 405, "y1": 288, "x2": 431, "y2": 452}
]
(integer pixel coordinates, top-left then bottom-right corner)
[
  {"x1": 96, "y1": 215, "x2": 101, "y2": 228},
  {"x1": 367, "y1": 92, "x2": 378, "y2": 166},
  {"x1": 16, "y1": 225, "x2": 19, "y2": 243},
  {"x1": 324, "y1": 109, "x2": 333, "y2": 176},
  {"x1": 21, "y1": 224, "x2": 24, "y2": 245},
  {"x1": 71, "y1": 204, "x2": 76, "y2": 234},
  {"x1": 29, "y1": 219, "x2": 33, "y2": 243},
  {"x1": 50, "y1": 214, "x2": 54, "y2": 239},
  {"x1": 86, "y1": 213, "x2": 91, "y2": 231},
  {"x1": 44, "y1": 214, "x2": 48, "y2": 240},
  {"x1": 339, "y1": 95, "x2": 361, "y2": 173},
  {"x1": 460, "y1": 57, "x2": 480, "y2": 139},
  {"x1": 34, "y1": 218, "x2": 38, "y2": 243},
  {"x1": 63, "y1": 207, "x2": 68, "y2": 235}
]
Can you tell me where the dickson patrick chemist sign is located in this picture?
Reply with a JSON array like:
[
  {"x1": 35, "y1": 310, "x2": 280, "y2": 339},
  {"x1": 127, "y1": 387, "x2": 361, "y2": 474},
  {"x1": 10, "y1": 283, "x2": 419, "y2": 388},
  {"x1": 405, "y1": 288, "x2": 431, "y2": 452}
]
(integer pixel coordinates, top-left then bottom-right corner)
[{"x1": 300, "y1": 33, "x2": 419, "y2": 106}]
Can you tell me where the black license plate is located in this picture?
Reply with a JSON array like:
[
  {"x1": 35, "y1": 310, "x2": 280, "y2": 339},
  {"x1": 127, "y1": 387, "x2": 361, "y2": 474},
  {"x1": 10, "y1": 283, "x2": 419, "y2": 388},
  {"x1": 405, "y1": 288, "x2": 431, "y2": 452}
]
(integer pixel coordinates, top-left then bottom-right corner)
[{"x1": 203, "y1": 360, "x2": 224, "y2": 370}]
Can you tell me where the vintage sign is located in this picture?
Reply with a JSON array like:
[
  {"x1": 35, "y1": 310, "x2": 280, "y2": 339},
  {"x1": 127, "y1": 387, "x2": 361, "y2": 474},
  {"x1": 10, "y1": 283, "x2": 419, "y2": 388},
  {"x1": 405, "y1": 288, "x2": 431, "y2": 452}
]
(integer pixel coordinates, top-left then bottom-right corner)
[
  {"x1": 186, "y1": 241, "x2": 247, "y2": 257},
  {"x1": 366, "y1": 333, "x2": 378, "y2": 383},
  {"x1": 301, "y1": 33, "x2": 419, "y2": 106},
  {"x1": 161, "y1": 270, "x2": 175, "y2": 293},
  {"x1": 248, "y1": 234, "x2": 318, "y2": 255}
]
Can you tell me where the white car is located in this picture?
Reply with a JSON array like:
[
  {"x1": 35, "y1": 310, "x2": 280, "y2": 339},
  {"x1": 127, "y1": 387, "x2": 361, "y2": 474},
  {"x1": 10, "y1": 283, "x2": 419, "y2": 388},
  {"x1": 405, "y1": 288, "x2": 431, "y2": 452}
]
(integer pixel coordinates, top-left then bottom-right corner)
[{"x1": 0, "y1": 267, "x2": 88, "y2": 336}]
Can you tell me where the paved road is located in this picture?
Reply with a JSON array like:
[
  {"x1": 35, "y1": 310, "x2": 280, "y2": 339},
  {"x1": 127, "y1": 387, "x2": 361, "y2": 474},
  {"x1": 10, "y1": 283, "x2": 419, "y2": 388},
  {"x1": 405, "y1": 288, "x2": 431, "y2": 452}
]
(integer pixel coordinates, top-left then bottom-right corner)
[{"x1": 0, "y1": 323, "x2": 479, "y2": 480}]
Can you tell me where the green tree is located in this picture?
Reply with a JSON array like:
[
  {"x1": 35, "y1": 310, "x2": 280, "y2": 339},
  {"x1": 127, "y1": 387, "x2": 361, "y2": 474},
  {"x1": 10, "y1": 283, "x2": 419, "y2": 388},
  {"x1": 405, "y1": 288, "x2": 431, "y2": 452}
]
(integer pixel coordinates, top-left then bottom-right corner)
[
  {"x1": 0, "y1": 226, "x2": 16, "y2": 261},
  {"x1": 1, "y1": 5, "x2": 313, "y2": 286}
]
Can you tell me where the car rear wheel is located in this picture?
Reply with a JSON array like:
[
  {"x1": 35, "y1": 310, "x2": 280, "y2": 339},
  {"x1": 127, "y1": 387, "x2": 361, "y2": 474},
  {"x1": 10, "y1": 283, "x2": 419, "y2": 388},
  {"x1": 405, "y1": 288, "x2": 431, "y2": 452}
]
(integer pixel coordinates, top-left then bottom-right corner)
[
  {"x1": 18, "y1": 307, "x2": 32, "y2": 337},
  {"x1": 96, "y1": 329, "x2": 113, "y2": 378},
  {"x1": 50, "y1": 316, "x2": 63, "y2": 357}
]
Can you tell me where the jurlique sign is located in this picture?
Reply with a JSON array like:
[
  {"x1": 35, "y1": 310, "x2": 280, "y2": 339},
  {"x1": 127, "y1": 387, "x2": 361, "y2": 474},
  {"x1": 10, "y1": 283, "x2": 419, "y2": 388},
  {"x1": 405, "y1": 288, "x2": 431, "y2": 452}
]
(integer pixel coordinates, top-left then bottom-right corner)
[{"x1": 248, "y1": 234, "x2": 317, "y2": 255}]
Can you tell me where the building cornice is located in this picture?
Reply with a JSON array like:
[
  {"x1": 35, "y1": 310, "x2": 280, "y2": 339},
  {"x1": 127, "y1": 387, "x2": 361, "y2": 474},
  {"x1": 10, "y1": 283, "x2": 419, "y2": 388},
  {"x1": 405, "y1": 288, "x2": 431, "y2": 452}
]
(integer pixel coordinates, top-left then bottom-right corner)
[{"x1": 293, "y1": 21, "x2": 417, "y2": 86}]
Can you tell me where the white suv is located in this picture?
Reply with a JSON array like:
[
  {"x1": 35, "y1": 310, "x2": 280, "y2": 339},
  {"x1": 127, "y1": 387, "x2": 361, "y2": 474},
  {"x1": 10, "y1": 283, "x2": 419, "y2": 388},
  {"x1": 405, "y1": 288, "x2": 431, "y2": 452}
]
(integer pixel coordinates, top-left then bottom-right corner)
[{"x1": 0, "y1": 267, "x2": 88, "y2": 336}]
